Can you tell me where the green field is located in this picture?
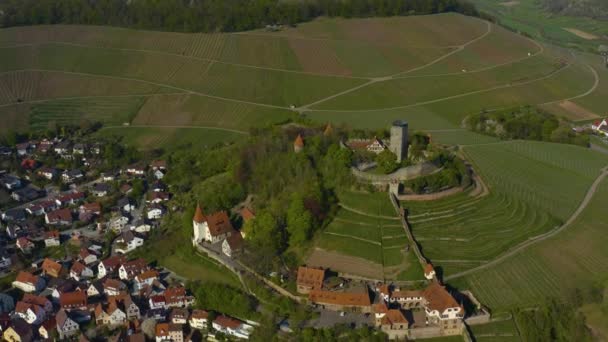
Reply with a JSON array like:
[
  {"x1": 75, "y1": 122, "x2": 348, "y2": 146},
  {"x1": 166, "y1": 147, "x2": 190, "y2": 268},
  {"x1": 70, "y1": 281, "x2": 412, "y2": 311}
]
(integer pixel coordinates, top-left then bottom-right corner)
[
  {"x1": 404, "y1": 141, "x2": 608, "y2": 276},
  {"x1": 470, "y1": 318, "x2": 521, "y2": 341},
  {"x1": 0, "y1": 12, "x2": 601, "y2": 141}
]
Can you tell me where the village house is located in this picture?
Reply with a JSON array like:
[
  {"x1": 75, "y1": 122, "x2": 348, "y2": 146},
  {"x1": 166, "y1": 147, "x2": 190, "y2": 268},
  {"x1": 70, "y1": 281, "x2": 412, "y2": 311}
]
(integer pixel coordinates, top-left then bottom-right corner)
[
  {"x1": 2, "y1": 208, "x2": 26, "y2": 222},
  {"x1": 117, "y1": 197, "x2": 135, "y2": 213},
  {"x1": 98, "y1": 255, "x2": 127, "y2": 279},
  {"x1": 155, "y1": 323, "x2": 183, "y2": 342},
  {"x1": 151, "y1": 180, "x2": 166, "y2": 193},
  {"x1": 11, "y1": 187, "x2": 41, "y2": 202},
  {"x1": 16, "y1": 142, "x2": 31, "y2": 156},
  {"x1": 95, "y1": 302, "x2": 127, "y2": 327},
  {"x1": 54, "y1": 141, "x2": 71, "y2": 155},
  {"x1": 55, "y1": 191, "x2": 85, "y2": 207},
  {"x1": 0, "y1": 254, "x2": 11, "y2": 270},
  {"x1": 192, "y1": 204, "x2": 235, "y2": 245},
  {"x1": 79, "y1": 248, "x2": 98, "y2": 265},
  {"x1": 308, "y1": 288, "x2": 372, "y2": 313},
  {"x1": 72, "y1": 143, "x2": 86, "y2": 155},
  {"x1": 37, "y1": 167, "x2": 59, "y2": 180},
  {"x1": 22, "y1": 293, "x2": 53, "y2": 314},
  {"x1": 153, "y1": 169, "x2": 165, "y2": 180},
  {"x1": 14, "y1": 301, "x2": 46, "y2": 324},
  {"x1": 41, "y1": 258, "x2": 63, "y2": 278},
  {"x1": 59, "y1": 291, "x2": 88, "y2": 311},
  {"x1": 0, "y1": 146, "x2": 11, "y2": 156},
  {"x1": 150, "y1": 160, "x2": 167, "y2": 171},
  {"x1": 37, "y1": 139, "x2": 54, "y2": 153},
  {"x1": 44, "y1": 230, "x2": 61, "y2": 247},
  {"x1": 3, "y1": 318, "x2": 33, "y2": 342},
  {"x1": 0, "y1": 175, "x2": 21, "y2": 190},
  {"x1": 103, "y1": 278, "x2": 127, "y2": 296},
  {"x1": 70, "y1": 261, "x2": 94, "y2": 281},
  {"x1": 26, "y1": 200, "x2": 55, "y2": 216},
  {"x1": 114, "y1": 231, "x2": 144, "y2": 254},
  {"x1": 56, "y1": 308, "x2": 80, "y2": 339},
  {"x1": 133, "y1": 270, "x2": 160, "y2": 293},
  {"x1": 296, "y1": 266, "x2": 325, "y2": 294},
  {"x1": 45, "y1": 208, "x2": 73, "y2": 226},
  {"x1": 164, "y1": 286, "x2": 194, "y2": 308},
  {"x1": 38, "y1": 317, "x2": 57, "y2": 340},
  {"x1": 169, "y1": 308, "x2": 189, "y2": 324},
  {"x1": 86, "y1": 281, "x2": 104, "y2": 298},
  {"x1": 62, "y1": 169, "x2": 84, "y2": 183},
  {"x1": 146, "y1": 204, "x2": 165, "y2": 220},
  {"x1": 12, "y1": 271, "x2": 45, "y2": 293},
  {"x1": 149, "y1": 295, "x2": 166, "y2": 311},
  {"x1": 372, "y1": 301, "x2": 409, "y2": 340},
  {"x1": 125, "y1": 164, "x2": 146, "y2": 177},
  {"x1": 222, "y1": 233, "x2": 244, "y2": 258},
  {"x1": 109, "y1": 214, "x2": 130, "y2": 232},
  {"x1": 189, "y1": 309, "x2": 209, "y2": 330},
  {"x1": 91, "y1": 183, "x2": 112, "y2": 197},
  {"x1": 113, "y1": 294, "x2": 140, "y2": 320},
  {"x1": 212, "y1": 315, "x2": 254, "y2": 340},
  {"x1": 20, "y1": 158, "x2": 38, "y2": 170},
  {"x1": 147, "y1": 191, "x2": 170, "y2": 204},
  {"x1": 16, "y1": 237, "x2": 34, "y2": 253},
  {"x1": 118, "y1": 258, "x2": 149, "y2": 280},
  {"x1": 345, "y1": 137, "x2": 387, "y2": 154},
  {"x1": 80, "y1": 202, "x2": 102, "y2": 216}
]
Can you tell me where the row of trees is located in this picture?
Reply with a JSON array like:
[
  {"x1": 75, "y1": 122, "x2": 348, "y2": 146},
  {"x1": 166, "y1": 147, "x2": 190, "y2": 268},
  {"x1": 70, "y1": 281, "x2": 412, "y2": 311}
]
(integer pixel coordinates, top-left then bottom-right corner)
[
  {"x1": 0, "y1": 0, "x2": 479, "y2": 32},
  {"x1": 464, "y1": 106, "x2": 590, "y2": 147}
]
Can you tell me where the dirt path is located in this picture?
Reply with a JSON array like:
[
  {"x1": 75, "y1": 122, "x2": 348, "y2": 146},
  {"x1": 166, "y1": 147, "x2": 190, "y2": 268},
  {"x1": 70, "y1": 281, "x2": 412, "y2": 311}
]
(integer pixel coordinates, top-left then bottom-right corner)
[
  {"x1": 446, "y1": 168, "x2": 608, "y2": 280},
  {"x1": 0, "y1": 91, "x2": 187, "y2": 109},
  {"x1": 323, "y1": 232, "x2": 381, "y2": 245}
]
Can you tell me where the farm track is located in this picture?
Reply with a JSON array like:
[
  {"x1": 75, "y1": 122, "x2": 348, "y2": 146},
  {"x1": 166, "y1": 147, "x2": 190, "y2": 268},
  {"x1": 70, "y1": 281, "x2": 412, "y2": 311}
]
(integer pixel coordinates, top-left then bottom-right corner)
[
  {"x1": 337, "y1": 203, "x2": 399, "y2": 220},
  {"x1": 446, "y1": 167, "x2": 608, "y2": 280},
  {"x1": 0, "y1": 92, "x2": 187, "y2": 108}
]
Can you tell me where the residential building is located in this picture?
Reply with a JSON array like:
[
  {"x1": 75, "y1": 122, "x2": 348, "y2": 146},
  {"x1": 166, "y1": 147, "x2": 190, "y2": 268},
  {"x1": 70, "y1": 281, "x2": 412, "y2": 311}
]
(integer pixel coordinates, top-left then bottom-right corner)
[
  {"x1": 56, "y1": 308, "x2": 80, "y2": 339},
  {"x1": 79, "y1": 249, "x2": 97, "y2": 265},
  {"x1": 70, "y1": 262, "x2": 94, "y2": 281},
  {"x1": 44, "y1": 230, "x2": 61, "y2": 247},
  {"x1": 212, "y1": 315, "x2": 254, "y2": 339},
  {"x1": 114, "y1": 231, "x2": 144, "y2": 254},
  {"x1": 118, "y1": 258, "x2": 148, "y2": 280},
  {"x1": 16, "y1": 237, "x2": 34, "y2": 253},
  {"x1": 62, "y1": 169, "x2": 84, "y2": 183},
  {"x1": 133, "y1": 270, "x2": 159, "y2": 293},
  {"x1": 91, "y1": 183, "x2": 112, "y2": 197},
  {"x1": 296, "y1": 266, "x2": 325, "y2": 294},
  {"x1": 12, "y1": 271, "x2": 45, "y2": 293},
  {"x1": 192, "y1": 205, "x2": 234, "y2": 244},
  {"x1": 146, "y1": 204, "x2": 165, "y2": 220},
  {"x1": 0, "y1": 175, "x2": 21, "y2": 190},
  {"x1": 97, "y1": 255, "x2": 127, "y2": 278},
  {"x1": 14, "y1": 301, "x2": 45, "y2": 324},
  {"x1": 155, "y1": 323, "x2": 183, "y2": 342},
  {"x1": 308, "y1": 289, "x2": 372, "y2": 313},
  {"x1": 221, "y1": 233, "x2": 243, "y2": 258},
  {"x1": 22, "y1": 293, "x2": 53, "y2": 314},
  {"x1": 3, "y1": 318, "x2": 33, "y2": 342},
  {"x1": 189, "y1": 310, "x2": 209, "y2": 330},
  {"x1": 41, "y1": 258, "x2": 63, "y2": 278},
  {"x1": 103, "y1": 278, "x2": 127, "y2": 296},
  {"x1": 169, "y1": 308, "x2": 188, "y2": 324},
  {"x1": 59, "y1": 291, "x2": 88, "y2": 311},
  {"x1": 45, "y1": 208, "x2": 73, "y2": 226}
]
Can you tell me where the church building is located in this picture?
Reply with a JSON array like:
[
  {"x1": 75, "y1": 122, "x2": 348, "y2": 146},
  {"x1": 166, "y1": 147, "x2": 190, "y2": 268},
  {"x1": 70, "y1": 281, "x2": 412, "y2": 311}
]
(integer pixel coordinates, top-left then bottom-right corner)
[{"x1": 192, "y1": 204, "x2": 236, "y2": 245}]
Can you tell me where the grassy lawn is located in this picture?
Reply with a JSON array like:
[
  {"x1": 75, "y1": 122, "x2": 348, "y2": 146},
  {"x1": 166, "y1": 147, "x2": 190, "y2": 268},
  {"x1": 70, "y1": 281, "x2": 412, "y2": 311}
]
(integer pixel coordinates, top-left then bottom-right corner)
[
  {"x1": 470, "y1": 318, "x2": 520, "y2": 339},
  {"x1": 337, "y1": 190, "x2": 398, "y2": 218},
  {"x1": 581, "y1": 303, "x2": 608, "y2": 341},
  {"x1": 162, "y1": 252, "x2": 240, "y2": 287}
]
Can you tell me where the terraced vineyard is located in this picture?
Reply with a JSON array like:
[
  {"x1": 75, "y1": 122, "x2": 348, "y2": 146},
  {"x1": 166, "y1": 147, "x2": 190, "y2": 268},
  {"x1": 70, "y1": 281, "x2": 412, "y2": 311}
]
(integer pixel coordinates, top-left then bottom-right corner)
[
  {"x1": 311, "y1": 190, "x2": 423, "y2": 280},
  {"x1": 403, "y1": 141, "x2": 608, "y2": 277},
  {"x1": 470, "y1": 318, "x2": 521, "y2": 341}
]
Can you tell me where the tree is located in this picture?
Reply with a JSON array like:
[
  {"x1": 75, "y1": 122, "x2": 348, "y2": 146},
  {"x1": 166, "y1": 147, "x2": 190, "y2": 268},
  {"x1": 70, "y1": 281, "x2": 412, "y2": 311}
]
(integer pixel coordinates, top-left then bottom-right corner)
[
  {"x1": 243, "y1": 210, "x2": 283, "y2": 255},
  {"x1": 286, "y1": 194, "x2": 313, "y2": 246},
  {"x1": 376, "y1": 149, "x2": 398, "y2": 174}
]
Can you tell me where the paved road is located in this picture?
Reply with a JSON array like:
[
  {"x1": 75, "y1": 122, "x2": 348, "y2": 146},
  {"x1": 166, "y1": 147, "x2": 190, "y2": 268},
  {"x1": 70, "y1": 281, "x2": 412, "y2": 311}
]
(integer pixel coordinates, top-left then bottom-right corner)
[{"x1": 446, "y1": 167, "x2": 608, "y2": 280}]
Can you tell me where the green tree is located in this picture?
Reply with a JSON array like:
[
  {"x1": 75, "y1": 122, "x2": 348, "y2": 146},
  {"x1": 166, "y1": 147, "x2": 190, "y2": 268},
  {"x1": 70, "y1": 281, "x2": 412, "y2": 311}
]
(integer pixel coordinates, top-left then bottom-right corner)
[
  {"x1": 286, "y1": 194, "x2": 313, "y2": 246},
  {"x1": 376, "y1": 149, "x2": 398, "y2": 174}
]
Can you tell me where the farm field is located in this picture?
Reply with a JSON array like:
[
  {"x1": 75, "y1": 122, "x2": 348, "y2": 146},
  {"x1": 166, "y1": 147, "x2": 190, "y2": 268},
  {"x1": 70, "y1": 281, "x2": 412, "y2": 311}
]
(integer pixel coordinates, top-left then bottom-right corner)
[
  {"x1": 311, "y1": 190, "x2": 424, "y2": 280},
  {"x1": 404, "y1": 141, "x2": 608, "y2": 276},
  {"x1": 450, "y1": 177, "x2": 608, "y2": 312},
  {"x1": 470, "y1": 0, "x2": 608, "y2": 51},
  {"x1": 96, "y1": 126, "x2": 247, "y2": 150},
  {"x1": 0, "y1": 11, "x2": 602, "y2": 143}
]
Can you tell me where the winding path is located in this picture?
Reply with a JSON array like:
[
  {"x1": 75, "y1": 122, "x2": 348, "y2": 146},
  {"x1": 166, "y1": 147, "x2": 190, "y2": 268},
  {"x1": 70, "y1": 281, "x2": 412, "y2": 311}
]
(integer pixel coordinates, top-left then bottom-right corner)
[{"x1": 445, "y1": 167, "x2": 608, "y2": 280}]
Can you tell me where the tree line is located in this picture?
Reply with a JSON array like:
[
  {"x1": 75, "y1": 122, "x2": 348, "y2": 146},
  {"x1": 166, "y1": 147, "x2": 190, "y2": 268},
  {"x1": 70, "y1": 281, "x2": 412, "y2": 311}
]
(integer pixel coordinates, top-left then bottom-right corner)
[{"x1": 0, "y1": 0, "x2": 479, "y2": 32}]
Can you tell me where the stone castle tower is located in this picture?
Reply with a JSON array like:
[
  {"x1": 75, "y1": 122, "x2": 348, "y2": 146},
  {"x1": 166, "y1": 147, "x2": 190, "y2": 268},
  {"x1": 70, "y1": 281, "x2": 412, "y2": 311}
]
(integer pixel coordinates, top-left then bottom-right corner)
[{"x1": 389, "y1": 120, "x2": 409, "y2": 163}]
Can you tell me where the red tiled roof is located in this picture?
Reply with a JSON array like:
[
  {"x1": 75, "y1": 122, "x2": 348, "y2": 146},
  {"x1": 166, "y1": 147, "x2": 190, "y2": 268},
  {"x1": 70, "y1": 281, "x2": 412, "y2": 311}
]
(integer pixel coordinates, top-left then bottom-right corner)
[
  {"x1": 297, "y1": 266, "x2": 325, "y2": 290},
  {"x1": 70, "y1": 261, "x2": 87, "y2": 274},
  {"x1": 135, "y1": 270, "x2": 159, "y2": 282},
  {"x1": 164, "y1": 286, "x2": 186, "y2": 304},
  {"x1": 422, "y1": 282, "x2": 460, "y2": 313},
  {"x1": 225, "y1": 233, "x2": 243, "y2": 250},
  {"x1": 214, "y1": 315, "x2": 242, "y2": 329},
  {"x1": 190, "y1": 309, "x2": 209, "y2": 320},
  {"x1": 22, "y1": 294, "x2": 49, "y2": 307},
  {"x1": 42, "y1": 258, "x2": 62, "y2": 276},
  {"x1": 381, "y1": 309, "x2": 408, "y2": 325},
  {"x1": 15, "y1": 271, "x2": 39, "y2": 285},
  {"x1": 193, "y1": 204, "x2": 205, "y2": 224},
  {"x1": 59, "y1": 291, "x2": 87, "y2": 308},
  {"x1": 205, "y1": 211, "x2": 234, "y2": 237},
  {"x1": 46, "y1": 208, "x2": 72, "y2": 223},
  {"x1": 424, "y1": 263, "x2": 434, "y2": 275}
]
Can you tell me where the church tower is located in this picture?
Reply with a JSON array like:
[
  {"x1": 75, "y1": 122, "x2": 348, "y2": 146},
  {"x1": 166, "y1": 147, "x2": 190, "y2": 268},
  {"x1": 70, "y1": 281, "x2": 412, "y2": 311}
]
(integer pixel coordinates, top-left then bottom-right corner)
[{"x1": 192, "y1": 203, "x2": 207, "y2": 245}]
